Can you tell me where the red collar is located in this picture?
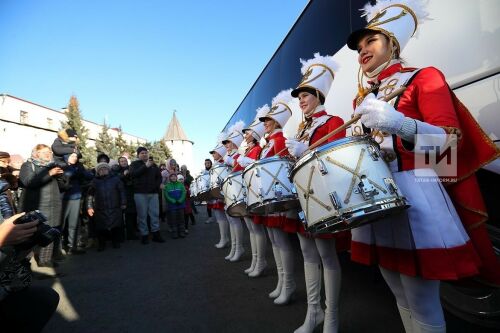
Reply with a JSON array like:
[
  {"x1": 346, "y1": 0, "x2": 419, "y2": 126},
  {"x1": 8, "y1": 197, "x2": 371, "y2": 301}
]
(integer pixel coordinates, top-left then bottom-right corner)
[
  {"x1": 245, "y1": 144, "x2": 258, "y2": 154},
  {"x1": 306, "y1": 110, "x2": 327, "y2": 120},
  {"x1": 266, "y1": 130, "x2": 283, "y2": 142},
  {"x1": 377, "y1": 63, "x2": 403, "y2": 82}
]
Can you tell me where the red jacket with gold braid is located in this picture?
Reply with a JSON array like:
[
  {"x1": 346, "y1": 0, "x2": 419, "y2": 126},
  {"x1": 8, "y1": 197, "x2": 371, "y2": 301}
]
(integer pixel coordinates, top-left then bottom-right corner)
[
  {"x1": 261, "y1": 130, "x2": 288, "y2": 158},
  {"x1": 364, "y1": 63, "x2": 500, "y2": 284},
  {"x1": 232, "y1": 144, "x2": 261, "y2": 173}
]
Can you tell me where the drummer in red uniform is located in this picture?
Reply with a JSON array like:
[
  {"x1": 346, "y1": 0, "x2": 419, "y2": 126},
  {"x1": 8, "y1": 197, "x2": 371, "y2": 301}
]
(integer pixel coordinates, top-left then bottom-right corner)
[
  {"x1": 256, "y1": 90, "x2": 301, "y2": 304},
  {"x1": 209, "y1": 133, "x2": 230, "y2": 249},
  {"x1": 222, "y1": 121, "x2": 247, "y2": 262},
  {"x1": 285, "y1": 53, "x2": 350, "y2": 333},
  {"x1": 237, "y1": 109, "x2": 267, "y2": 276},
  {"x1": 347, "y1": 0, "x2": 500, "y2": 332}
]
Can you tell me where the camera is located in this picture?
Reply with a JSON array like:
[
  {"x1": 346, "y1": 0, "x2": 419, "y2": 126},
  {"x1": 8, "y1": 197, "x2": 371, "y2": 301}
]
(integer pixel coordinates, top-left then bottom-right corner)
[
  {"x1": 45, "y1": 161, "x2": 67, "y2": 169},
  {"x1": 14, "y1": 210, "x2": 61, "y2": 250}
]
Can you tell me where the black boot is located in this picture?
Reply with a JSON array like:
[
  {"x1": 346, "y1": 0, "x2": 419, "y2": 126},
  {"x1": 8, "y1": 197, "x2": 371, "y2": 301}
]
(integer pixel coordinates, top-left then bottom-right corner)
[
  {"x1": 141, "y1": 235, "x2": 149, "y2": 244},
  {"x1": 152, "y1": 231, "x2": 165, "y2": 243}
]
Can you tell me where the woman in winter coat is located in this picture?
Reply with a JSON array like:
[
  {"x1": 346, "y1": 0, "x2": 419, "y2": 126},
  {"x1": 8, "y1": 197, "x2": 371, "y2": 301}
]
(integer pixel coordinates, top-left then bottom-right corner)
[
  {"x1": 87, "y1": 163, "x2": 126, "y2": 251},
  {"x1": 18, "y1": 144, "x2": 67, "y2": 267}
]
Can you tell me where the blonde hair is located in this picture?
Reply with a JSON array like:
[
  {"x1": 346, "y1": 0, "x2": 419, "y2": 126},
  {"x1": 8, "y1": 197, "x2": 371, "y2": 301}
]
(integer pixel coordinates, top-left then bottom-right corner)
[{"x1": 31, "y1": 144, "x2": 50, "y2": 158}]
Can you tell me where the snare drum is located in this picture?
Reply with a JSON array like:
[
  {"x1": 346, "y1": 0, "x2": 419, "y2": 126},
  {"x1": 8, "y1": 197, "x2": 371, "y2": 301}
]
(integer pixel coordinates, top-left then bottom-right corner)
[
  {"x1": 221, "y1": 171, "x2": 247, "y2": 217},
  {"x1": 189, "y1": 181, "x2": 198, "y2": 200},
  {"x1": 290, "y1": 135, "x2": 409, "y2": 234},
  {"x1": 209, "y1": 164, "x2": 231, "y2": 199},
  {"x1": 243, "y1": 156, "x2": 300, "y2": 215},
  {"x1": 195, "y1": 173, "x2": 211, "y2": 201}
]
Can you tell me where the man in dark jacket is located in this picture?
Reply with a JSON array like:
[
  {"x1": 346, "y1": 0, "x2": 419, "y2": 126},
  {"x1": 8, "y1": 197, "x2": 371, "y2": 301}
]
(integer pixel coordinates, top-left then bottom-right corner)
[
  {"x1": 51, "y1": 129, "x2": 79, "y2": 166},
  {"x1": 129, "y1": 147, "x2": 165, "y2": 244}
]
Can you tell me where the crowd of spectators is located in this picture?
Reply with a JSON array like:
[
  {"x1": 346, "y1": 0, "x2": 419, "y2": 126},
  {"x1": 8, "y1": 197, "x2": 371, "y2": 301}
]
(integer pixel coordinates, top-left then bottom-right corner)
[{"x1": 0, "y1": 129, "x2": 198, "y2": 331}]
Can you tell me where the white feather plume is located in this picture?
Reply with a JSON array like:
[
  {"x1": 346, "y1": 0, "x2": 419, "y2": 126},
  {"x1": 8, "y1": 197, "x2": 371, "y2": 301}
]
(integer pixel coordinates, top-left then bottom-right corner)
[
  {"x1": 228, "y1": 120, "x2": 245, "y2": 136},
  {"x1": 255, "y1": 104, "x2": 270, "y2": 119},
  {"x1": 299, "y1": 53, "x2": 339, "y2": 75},
  {"x1": 272, "y1": 88, "x2": 293, "y2": 107},
  {"x1": 362, "y1": 0, "x2": 430, "y2": 27}
]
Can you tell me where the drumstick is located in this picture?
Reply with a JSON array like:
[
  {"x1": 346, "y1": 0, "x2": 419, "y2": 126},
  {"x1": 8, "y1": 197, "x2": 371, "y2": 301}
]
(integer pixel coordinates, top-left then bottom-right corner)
[{"x1": 303, "y1": 86, "x2": 408, "y2": 154}]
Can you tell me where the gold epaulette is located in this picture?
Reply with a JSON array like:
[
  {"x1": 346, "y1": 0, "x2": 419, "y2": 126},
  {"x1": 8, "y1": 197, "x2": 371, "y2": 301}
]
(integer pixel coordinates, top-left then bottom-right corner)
[{"x1": 399, "y1": 67, "x2": 418, "y2": 73}]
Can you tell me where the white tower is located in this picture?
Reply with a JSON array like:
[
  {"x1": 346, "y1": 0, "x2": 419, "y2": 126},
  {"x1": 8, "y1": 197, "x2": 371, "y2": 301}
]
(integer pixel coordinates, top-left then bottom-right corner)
[{"x1": 163, "y1": 111, "x2": 194, "y2": 172}]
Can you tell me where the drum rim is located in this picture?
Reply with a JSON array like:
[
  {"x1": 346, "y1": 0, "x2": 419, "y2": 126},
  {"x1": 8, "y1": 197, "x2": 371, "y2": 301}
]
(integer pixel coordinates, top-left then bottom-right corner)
[
  {"x1": 221, "y1": 170, "x2": 243, "y2": 186},
  {"x1": 226, "y1": 201, "x2": 248, "y2": 216},
  {"x1": 209, "y1": 164, "x2": 230, "y2": 174},
  {"x1": 242, "y1": 156, "x2": 294, "y2": 176},
  {"x1": 290, "y1": 135, "x2": 377, "y2": 179},
  {"x1": 304, "y1": 196, "x2": 409, "y2": 230}
]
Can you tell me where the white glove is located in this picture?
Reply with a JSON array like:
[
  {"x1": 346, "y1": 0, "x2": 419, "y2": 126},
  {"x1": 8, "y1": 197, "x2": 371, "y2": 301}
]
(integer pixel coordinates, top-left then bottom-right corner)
[
  {"x1": 354, "y1": 93, "x2": 405, "y2": 134},
  {"x1": 285, "y1": 139, "x2": 308, "y2": 157},
  {"x1": 237, "y1": 156, "x2": 254, "y2": 167},
  {"x1": 223, "y1": 155, "x2": 234, "y2": 166}
]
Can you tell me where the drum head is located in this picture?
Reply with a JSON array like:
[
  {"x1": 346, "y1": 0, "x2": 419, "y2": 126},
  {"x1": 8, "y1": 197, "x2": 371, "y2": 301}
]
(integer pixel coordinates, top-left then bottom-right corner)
[
  {"x1": 209, "y1": 186, "x2": 224, "y2": 199},
  {"x1": 307, "y1": 198, "x2": 409, "y2": 234},
  {"x1": 227, "y1": 201, "x2": 247, "y2": 217},
  {"x1": 248, "y1": 197, "x2": 300, "y2": 215}
]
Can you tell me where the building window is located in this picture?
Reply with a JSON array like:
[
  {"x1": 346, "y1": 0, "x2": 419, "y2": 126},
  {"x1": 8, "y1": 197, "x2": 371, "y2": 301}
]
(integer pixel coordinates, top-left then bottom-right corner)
[
  {"x1": 47, "y1": 118, "x2": 53, "y2": 129},
  {"x1": 20, "y1": 111, "x2": 28, "y2": 124}
]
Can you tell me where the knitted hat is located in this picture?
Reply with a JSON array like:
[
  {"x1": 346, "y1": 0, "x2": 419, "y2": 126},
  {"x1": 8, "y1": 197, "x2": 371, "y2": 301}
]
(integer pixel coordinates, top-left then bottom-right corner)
[
  {"x1": 0, "y1": 151, "x2": 10, "y2": 159},
  {"x1": 95, "y1": 162, "x2": 110, "y2": 173}
]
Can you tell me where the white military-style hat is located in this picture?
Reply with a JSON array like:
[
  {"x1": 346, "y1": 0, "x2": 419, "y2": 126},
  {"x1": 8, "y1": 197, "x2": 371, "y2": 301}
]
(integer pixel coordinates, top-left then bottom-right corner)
[
  {"x1": 260, "y1": 88, "x2": 293, "y2": 128},
  {"x1": 222, "y1": 120, "x2": 245, "y2": 147},
  {"x1": 347, "y1": 0, "x2": 429, "y2": 54},
  {"x1": 209, "y1": 131, "x2": 227, "y2": 156},
  {"x1": 290, "y1": 53, "x2": 339, "y2": 102},
  {"x1": 243, "y1": 104, "x2": 269, "y2": 141}
]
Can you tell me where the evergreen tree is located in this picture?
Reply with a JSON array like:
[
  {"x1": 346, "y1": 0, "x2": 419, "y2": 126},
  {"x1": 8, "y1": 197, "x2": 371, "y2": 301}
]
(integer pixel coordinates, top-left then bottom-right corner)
[
  {"x1": 149, "y1": 140, "x2": 172, "y2": 164},
  {"x1": 114, "y1": 126, "x2": 128, "y2": 158},
  {"x1": 95, "y1": 120, "x2": 115, "y2": 158},
  {"x1": 60, "y1": 95, "x2": 95, "y2": 168}
]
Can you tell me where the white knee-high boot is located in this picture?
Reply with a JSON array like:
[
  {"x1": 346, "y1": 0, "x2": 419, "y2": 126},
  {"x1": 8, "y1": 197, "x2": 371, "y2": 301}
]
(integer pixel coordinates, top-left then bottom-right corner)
[
  {"x1": 225, "y1": 222, "x2": 236, "y2": 260},
  {"x1": 274, "y1": 249, "x2": 296, "y2": 305},
  {"x1": 244, "y1": 217, "x2": 256, "y2": 272},
  {"x1": 322, "y1": 268, "x2": 341, "y2": 333},
  {"x1": 230, "y1": 220, "x2": 245, "y2": 262},
  {"x1": 411, "y1": 319, "x2": 446, "y2": 333},
  {"x1": 248, "y1": 225, "x2": 267, "y2": 277},
  {"x1": 269, "y1": 245, "x2": 283, "y2": 298},
  {"x1": 294, "y1": 262, "x2": 324, "y2": 333},
  {"x1": 397, "y1": 304, "x2": 413, "y2": 333},
  {"x1": 215, "y1": 212, "x2": 229, "y2": 249}
]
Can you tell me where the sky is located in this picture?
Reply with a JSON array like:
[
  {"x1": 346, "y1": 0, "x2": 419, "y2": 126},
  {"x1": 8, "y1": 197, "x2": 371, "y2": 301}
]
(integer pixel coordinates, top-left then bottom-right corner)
[{"x1": 0, "y1": 0, "x2": 308, "y2": 171}]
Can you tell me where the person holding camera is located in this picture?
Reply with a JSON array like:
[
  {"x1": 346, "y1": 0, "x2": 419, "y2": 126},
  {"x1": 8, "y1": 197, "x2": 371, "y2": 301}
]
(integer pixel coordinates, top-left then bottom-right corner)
[
  {"x1": 60, "y1": 152, "x2": 93, "y2": 255},
  {"x1": 129, "y1": 147, "x2": 165, "y2": 244},
  {"x1": 18, "y1": 144, "x2": 67, "y2": 268},
  {"x1": 0, "y1": 210, "x2": 60, "y2": 332}
]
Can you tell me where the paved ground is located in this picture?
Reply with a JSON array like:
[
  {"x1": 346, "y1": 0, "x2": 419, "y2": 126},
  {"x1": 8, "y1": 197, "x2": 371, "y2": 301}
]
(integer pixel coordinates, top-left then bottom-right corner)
[{"x1": 32, "y1": 206, "x2": 497, "y2": 333}]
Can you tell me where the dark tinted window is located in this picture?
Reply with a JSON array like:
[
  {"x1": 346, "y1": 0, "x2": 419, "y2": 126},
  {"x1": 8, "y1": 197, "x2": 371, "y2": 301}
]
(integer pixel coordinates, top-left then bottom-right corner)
[{"x1": 223, "y1": 0, "x2": 367, "y2": 130}]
